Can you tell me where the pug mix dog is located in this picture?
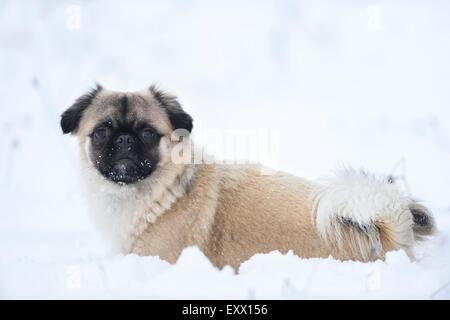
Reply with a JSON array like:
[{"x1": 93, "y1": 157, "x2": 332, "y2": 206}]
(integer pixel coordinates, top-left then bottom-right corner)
[{"x1": 61, "y1": 85, "x2": 435, "y2": 269}]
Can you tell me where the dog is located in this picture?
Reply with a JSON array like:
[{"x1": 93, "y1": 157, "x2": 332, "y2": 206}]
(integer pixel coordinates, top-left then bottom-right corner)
[{"x1": 61, "y1": 84, "x2": 436, "y2": 269}]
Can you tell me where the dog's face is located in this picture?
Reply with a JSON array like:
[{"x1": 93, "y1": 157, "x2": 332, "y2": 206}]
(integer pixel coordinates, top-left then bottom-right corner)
[{"x1": 60, "y1": 85, "x2": 193, "y2": 185}]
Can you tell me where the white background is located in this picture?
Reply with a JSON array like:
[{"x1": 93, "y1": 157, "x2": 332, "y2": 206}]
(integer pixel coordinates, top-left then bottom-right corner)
[{"x1": 0, "y1": 0, "x2": 449, "y2": 298}]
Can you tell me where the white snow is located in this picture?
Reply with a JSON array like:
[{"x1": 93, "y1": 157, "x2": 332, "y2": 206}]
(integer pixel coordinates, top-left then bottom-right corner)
[{"x1": 1, "y1": 0, "x2": 450, "y2": 299}]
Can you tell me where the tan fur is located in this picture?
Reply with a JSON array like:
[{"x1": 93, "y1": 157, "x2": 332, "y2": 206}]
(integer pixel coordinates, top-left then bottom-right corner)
[
  {"x1": 126, "y1": 163, "x2": 410, "y2": 269},
  {"x1": 69, "y1": 87, "x2": 434, "y2": 270}
]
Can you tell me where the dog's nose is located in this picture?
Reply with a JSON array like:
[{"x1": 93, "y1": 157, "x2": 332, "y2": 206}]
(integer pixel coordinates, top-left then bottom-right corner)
[{"x1": 115, "y1": 134, "x2": 135, "y2": 148}]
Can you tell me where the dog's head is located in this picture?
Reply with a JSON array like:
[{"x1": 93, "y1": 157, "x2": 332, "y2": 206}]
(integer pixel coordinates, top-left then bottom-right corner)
[{"x1": 61, "y1": 85, "x2": 193, "y2": 184}]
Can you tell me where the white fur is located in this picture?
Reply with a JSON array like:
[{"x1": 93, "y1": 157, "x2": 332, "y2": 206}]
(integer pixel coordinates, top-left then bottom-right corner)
[{"x1": 311, "y1": 168, "x2": 415, "y2": 258}]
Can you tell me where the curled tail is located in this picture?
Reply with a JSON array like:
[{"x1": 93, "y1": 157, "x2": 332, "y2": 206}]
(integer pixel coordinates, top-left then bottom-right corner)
[{"x1": 311, "y1": 169, "x2": 436, "y2": 261}]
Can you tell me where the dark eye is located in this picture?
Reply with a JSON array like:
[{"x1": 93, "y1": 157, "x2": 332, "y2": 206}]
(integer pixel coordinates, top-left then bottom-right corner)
[
  {"x1": 142, "y1": 128, "x2": 156, "y2": 140},
  {"x1": 93, "y1": 127, "x2": 108, "y2": 141}
]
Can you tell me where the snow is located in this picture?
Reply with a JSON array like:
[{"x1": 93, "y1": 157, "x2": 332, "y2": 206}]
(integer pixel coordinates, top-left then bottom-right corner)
[{"x1": 1, "y1": 0, "x2": 450, "y2": 299}]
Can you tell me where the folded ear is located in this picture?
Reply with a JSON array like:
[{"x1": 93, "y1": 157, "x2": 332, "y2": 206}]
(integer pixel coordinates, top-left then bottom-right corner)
[
  {"x1": 60, "y1": 84, "x2": 102, "y2": 134},
  {"x1": 150, "y1": 85, "x2": 193, "y2": 133}
]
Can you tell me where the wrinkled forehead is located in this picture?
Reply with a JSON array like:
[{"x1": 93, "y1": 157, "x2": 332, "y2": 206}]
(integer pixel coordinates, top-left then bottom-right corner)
[{"x1": 79, "y1": 90, "x2": 172, "y2": 136}]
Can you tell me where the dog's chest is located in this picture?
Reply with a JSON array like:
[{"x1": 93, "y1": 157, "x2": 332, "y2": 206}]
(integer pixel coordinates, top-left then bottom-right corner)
[
  {"x1": 86, "y1": 182, "x2": 187, "y2": 253},
  {"x1": 87, "y1": 191, "x2": 146, "y2": 253}
]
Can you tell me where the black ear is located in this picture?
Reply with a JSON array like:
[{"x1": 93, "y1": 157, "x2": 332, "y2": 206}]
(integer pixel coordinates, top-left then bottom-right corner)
[
  {"x1": 150, "y1": 85, "x2": 193, "y2": 133},
  {"x1": 61, "y1": 84, "x2": 103, "y2": 134}
]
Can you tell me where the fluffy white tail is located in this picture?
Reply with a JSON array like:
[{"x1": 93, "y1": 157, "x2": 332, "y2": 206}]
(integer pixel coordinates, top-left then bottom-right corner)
[{"x1": 311, "y1": 169, "x2": 435, "y2": 261}]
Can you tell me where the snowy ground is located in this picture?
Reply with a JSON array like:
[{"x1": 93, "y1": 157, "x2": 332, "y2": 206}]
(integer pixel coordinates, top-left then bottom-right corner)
[{"x1": 1, "y1": 0, "x2": 450, "y2": 299}]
